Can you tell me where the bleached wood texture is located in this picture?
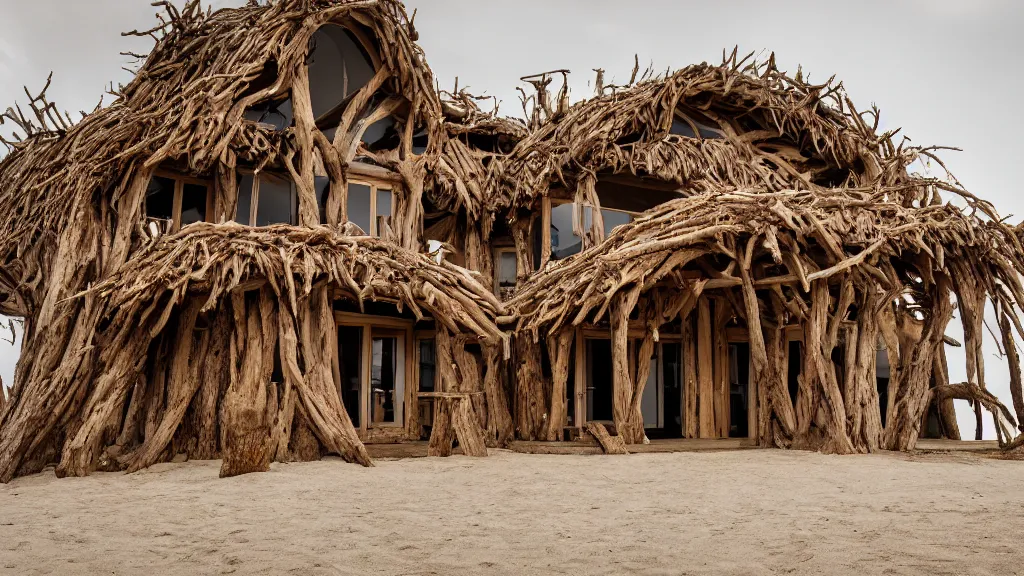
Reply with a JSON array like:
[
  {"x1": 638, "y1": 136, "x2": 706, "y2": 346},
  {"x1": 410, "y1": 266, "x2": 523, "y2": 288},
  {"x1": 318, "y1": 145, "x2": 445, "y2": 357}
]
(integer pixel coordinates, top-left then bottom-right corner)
[{"x1": 0, "y1": 0, "x2": 1023, "y2": 483}]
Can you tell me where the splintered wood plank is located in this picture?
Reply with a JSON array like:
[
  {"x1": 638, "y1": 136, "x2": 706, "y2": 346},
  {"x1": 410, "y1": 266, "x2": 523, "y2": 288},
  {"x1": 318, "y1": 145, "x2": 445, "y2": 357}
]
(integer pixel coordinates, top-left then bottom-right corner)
[{"x1": 697, "y1": 297, "x2": 715, "y2": 438}]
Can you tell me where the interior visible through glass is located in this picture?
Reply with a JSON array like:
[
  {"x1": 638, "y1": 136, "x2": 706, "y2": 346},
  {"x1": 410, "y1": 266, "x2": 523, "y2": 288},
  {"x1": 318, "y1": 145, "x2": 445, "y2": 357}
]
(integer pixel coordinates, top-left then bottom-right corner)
[{"x1": 370, "y1": 334, "x2": 404, "y2": 425}]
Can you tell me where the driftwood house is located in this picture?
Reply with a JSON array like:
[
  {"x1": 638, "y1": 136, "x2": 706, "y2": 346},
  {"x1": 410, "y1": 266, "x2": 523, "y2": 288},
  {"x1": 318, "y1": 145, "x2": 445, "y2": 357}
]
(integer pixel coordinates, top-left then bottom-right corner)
[{"x1": 0, "y1": 0, "x2": 1022, "y2": 480}]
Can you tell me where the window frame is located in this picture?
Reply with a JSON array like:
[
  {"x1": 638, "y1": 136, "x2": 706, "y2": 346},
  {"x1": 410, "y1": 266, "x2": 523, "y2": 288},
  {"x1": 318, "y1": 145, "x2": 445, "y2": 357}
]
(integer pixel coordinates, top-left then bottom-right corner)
[
  {"x1": 334, "y1": 311, "x2": 415, "y2": 434},
  {"x1": 347, "y1": 178, "x2": 395, "y2": 237},
  {"x1": 543, "y1": 197, "x2": 638, "y2": 263},
  {"x1": 672, "y1": 109, "x2": 727, "y2": 140},
  {"x1": 236, "y1": 169, "x2": 299, "y2": 227},
  {"x1": 308, "y1": 22, "x2": 384, "y2": 130},
  {"x1": 493, "y1": 246, "x2": 519, "y2": 298},
  {"x1": 148, "y1": 171, "x2": 214, "y2": 233}
]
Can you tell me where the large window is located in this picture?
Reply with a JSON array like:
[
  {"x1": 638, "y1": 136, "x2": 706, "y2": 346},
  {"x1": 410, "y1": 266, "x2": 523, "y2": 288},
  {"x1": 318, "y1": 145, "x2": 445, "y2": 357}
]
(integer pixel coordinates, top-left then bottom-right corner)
[
  {"x1": 547, "y1": 201, "x2": 634, "y2": 261},
  {"x1": 345, "y1": 181, "x2": 394, "y2": 236},
  {"x1": 335, "y1": 313, "x2": 413, "y2": 432},
  {"x1": 145, "y1": 173, "x2": 210, "y2": 233},
  {"x1": 670, "y1": 109, "x2": 725, "y2": 140},
  {"x1": 308, "y1": 24, "x2": 377, "y2": 128},
  {"x1": 243, "y1": 97, "x2": 293, "y2": 131},
  {"x1": 235, "y1": 172, "x2": 298, "y2": 226}
]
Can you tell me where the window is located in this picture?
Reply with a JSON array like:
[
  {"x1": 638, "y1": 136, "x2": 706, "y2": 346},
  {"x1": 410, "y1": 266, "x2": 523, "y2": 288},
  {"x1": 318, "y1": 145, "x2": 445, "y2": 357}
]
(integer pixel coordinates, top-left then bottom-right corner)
[
  {"x1": 670, "y1": 109, "x2": 725, "y2": 140},
  {"x1": 243, "y1": 97, "x2": 293, "y2": 131},
  {"x1": 418, "y1": 339, "x2": 436, "y2": 393},
  {"x1": 338, "y1": 325, "x2": 363, "y2": 428},
  {"x1": 547, "y1": 201, "x2": 634, "y2": 261},
  {"x1": 145, "y1": 173, "x2": 210, "y2": 233},
  {"x1": 308, "y1": 24, "x2": 377, "y2": 127},
  {"x1": 361, "y1": 115, "x2": 401, "y2": 152},
  {"x1": 494, "y1": 248, "x2": 518, "y2": 300},
  {"x1": 316, "y1": 176, "x2": 331, "y2": 224},
  {"x1": 370, "y1": 332, "x2": 405, "y2": 425},
  {"x1": 345, "y1": 181, "x2": 394, "y2": 236},
  {"x1": 550, "y1": 202, "x2": 584, "y2": 260},
  {"x1": 235, "y1": 172, "x2": 298, "y2": 226},
  {"x1": 145, "y1": 176, "x2": 176, "y2": 222}
]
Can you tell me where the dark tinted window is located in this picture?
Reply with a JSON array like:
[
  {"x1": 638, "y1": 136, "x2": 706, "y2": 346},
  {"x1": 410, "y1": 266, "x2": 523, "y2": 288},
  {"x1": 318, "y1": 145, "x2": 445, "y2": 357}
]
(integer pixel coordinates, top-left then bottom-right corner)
[
  {"x1": 180, "y1": 183, "x2": 208, "y2": 226},
  {"x1": 418, "y1": 340, "x2": 436, "y2": 392},
  {"x1": 308, "y1": 25, "x2": 376, "y2": 122},
  {"x1": 347, "y1": 183, "x2": 372, "y2": 234},
  {"x1": 256, "y1": 174, "x2": 296, "y2": 226},
  {"x1": 362, "y1": 116, "x2": 400, "y2": 151},
  {"x1": 236, "y1": 174, "x2": 255, "y2": 225},
  {"x1": 145, "y1": 176, "x2": 175, "y2": 221},
  {"x1": 376, "y1": 188, "x2": 393, "y2": 234},
  {"x1": 316, "y1": 176, "x2": 330, "y2": 224}
]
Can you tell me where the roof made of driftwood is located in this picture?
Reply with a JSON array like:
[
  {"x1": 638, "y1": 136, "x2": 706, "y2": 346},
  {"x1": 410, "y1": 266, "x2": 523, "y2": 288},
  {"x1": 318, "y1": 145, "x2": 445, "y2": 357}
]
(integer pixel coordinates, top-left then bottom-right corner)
[
  {"x1": 509, "y1": 188, "x2": 1024, "y2": 336},
  {"x1": 484, "y1": 52, "x2": 909, "y2": 216},
  {"x1": 88, "y1": 224, "x2": 507, "y2": 346},
  {"x1": 0, "y1": 0, "x2": 500, "y2": 291}
]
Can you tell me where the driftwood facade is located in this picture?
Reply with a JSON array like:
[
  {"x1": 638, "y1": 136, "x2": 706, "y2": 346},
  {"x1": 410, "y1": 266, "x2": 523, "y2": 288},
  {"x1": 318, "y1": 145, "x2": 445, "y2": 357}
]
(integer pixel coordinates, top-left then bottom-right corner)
[{"x1": 0, "y1": 0, "x2": 1022, "y2": 480}]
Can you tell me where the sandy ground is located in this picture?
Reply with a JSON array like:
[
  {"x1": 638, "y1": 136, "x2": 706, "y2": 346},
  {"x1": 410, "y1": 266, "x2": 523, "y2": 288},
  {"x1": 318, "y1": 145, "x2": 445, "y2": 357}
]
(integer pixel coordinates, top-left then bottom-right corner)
[{"x1": 0, "y1": 449, "x2": 1021, "y2": 576}]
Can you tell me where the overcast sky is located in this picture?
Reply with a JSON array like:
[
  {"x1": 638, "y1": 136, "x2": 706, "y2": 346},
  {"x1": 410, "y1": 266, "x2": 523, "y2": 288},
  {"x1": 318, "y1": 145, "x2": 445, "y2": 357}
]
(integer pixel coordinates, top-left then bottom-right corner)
[{"x1": 1, "y1": 0, "x2": 1021, "y2": 438}]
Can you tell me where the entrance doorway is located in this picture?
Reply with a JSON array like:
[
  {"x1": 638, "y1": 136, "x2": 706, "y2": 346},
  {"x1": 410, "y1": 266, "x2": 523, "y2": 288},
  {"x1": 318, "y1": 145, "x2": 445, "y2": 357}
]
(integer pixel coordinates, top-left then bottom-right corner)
[
  {"x1": 586, "y1": 339, "x2": 614, "y2": 422},
  {"x1": 370, "y1": 330, "x2": 405, "y2": 425},
  {"x1": 728, "y1": 343, "x2": 750, "y2": 438},
  {"x1": 641, "y1": 343, "x2": 683, "y2": 439},
  {"x1": 335, "y1": 313, "x2": 413, "y2": 437}
]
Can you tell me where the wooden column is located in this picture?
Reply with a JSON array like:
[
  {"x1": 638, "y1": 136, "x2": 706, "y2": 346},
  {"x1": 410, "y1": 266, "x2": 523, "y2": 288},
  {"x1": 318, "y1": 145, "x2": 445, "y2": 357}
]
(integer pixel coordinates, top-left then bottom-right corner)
[
  {"x1": 546, "y1": 329, "x2": 574, "y2": 441},
  {"x1": 713, "y1": 299, "x2": 730, "y2": 438},
  {"x1": 683, "y1": 315, "x2": 698, "y2": 438},
  {"x1": 697, "y1": 297, "x2": 715, "y2": 438},
  {"x1": 611, "y1": 294, "x2": 633, "y2": 440}
]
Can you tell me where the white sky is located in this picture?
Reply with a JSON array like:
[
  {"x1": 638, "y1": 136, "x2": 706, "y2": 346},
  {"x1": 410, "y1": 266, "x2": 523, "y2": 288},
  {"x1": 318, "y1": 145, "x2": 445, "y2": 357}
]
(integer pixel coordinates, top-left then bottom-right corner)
[{"x1": 1, "y1": 0, "x2": 1021, "y2": 439}]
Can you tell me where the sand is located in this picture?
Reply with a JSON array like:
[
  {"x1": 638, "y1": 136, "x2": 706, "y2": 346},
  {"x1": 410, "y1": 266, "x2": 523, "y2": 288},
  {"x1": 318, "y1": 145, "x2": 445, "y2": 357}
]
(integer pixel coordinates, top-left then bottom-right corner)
[{"x1": 0, "y1": 449, "x2": 1021, "y2": 575}]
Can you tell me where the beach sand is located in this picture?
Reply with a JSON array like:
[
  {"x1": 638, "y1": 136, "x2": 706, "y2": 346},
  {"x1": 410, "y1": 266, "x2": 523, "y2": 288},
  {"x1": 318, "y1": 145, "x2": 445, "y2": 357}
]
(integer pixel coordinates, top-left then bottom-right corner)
[{"x1": 0, "y1": 449, "x2": 1021, "y2": 575}]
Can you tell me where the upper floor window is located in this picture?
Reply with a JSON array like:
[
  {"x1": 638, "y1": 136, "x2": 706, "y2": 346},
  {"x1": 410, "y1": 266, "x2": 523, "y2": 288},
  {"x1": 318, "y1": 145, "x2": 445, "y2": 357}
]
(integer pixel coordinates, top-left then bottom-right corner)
[
  {"x1": 547, "y1": 200, "x2": 634, "y2": 261},
  {"x1": 670, "y1": 109, "x2": 725, "y2": 140},
  {"x1": 145, "y1": 173, "x2": 210, "y2": 233},
  {"x1": 236, "y1": 172, "x2": 298, "y2": 226},
  {"x1": 244, "y1": 97, "x2": 293, "y2": 131},
  {"x1": 308, "y1": 24, "x2": 377, "y2": 128},
  {"x1": 323, "y1": 178, "x2": 391, "y2": 234}
]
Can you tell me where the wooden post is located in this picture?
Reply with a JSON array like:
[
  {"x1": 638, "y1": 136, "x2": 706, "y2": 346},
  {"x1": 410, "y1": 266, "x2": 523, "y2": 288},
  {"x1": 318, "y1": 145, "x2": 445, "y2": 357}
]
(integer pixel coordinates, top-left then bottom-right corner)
[
  {"x1": 683, "y1": 314, "x2": 698, "y2": 439},
  {"x1": 546, "y1": 329, "x2": 574, "y2": 441},
  {"x1": 713, "y1": 298, "x2": 730, "y2": 438},
  {"x1": 611, "y1": 294, "x2": 634, "y2": 441},
  {"x1": 697, "y1": 296, "x2": 715, "y2": 438}
]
